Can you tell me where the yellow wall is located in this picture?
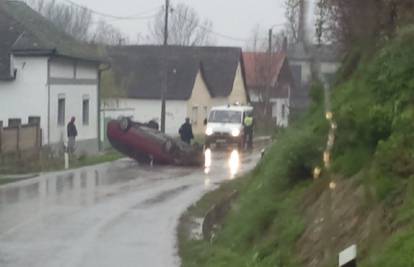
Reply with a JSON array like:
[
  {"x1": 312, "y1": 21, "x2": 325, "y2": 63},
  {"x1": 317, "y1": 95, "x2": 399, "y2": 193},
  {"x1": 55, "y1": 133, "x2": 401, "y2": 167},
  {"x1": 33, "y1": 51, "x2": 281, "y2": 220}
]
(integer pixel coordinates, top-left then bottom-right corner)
[
  {"x1": 227, "y1": 63, "x2": 248, "y2": 105},
  {"x1": 187, "y1": 70, "x2": 212, "y2": 134},
  {"x1": 187, "y1": 62, "x2": 249, "y2": 135}
]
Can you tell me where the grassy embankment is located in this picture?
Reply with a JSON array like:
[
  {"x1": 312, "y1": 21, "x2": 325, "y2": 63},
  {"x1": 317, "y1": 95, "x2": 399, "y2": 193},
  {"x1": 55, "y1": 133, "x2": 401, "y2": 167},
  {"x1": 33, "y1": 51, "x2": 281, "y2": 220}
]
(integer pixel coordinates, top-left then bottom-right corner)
[
  {"x1": 0, "y1": 149, "x2": 123, "y2": 176},
  {"x1": 179, "y1": 26, "x2": 414, "y2": 267}
]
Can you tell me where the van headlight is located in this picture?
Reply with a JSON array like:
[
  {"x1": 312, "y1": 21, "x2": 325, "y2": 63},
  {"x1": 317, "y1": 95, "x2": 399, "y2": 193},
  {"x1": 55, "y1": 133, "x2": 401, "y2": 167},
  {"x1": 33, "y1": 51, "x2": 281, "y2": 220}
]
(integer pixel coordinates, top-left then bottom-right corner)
[
  {"x1": 231, "y1": 128, "x2": 240, "y2": 137},
  {"x1": 205, "y1": 127, "x2": 213, "y2": 136}
]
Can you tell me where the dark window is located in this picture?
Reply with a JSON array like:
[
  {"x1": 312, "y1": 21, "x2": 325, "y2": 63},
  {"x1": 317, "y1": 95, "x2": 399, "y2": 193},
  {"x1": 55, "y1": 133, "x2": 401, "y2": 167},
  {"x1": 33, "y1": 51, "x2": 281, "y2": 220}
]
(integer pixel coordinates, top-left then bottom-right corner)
[
  {"x1": 8, "y1": 118, "x2": 21, "y2": 128},
  {"x1": 208, "y1": 110, "x2": 242, "y2": 124},
  {"x1": 58, "y1": 98, "x2": 65, "y2": 126},
  {"x1": 82, "y1": 98, "x2": 89, "y2": 125},
  {"x1": 291, "y1": 64, "x2": 303, "y2": 88},
  {"x1": 28, "y1": 116, "x2": 41, "y2": 126}
]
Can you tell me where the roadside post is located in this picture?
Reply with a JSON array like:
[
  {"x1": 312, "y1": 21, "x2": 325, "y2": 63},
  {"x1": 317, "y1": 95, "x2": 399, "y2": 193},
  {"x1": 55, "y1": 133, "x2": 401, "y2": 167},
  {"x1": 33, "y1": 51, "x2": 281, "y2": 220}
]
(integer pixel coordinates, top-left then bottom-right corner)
[
  {"x1": 0, "y1": 121, "x2": 3, "y2": 154},
  {"x1": 339, "y1": 244, "x2": 357, "y2": 267},
  {"x1": 64, "y1": 142, "x2": 69, "y2": 170}
]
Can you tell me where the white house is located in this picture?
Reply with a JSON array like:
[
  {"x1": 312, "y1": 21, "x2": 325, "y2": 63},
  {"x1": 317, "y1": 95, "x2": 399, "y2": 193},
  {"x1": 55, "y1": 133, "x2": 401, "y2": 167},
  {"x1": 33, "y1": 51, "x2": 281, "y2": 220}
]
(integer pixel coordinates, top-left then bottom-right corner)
[
  {"x1": 101, "y1": 45, "x2": 249, "y2": 139},
  {"x1": 242, "y1": 51, "x2": 295, "y2": 127},
  {"x1": 0, "y1": 1, "x2": 103, "y2": 155},
  {"x1": 288, "y1": 43, "x2": 341, "y2": 113}
]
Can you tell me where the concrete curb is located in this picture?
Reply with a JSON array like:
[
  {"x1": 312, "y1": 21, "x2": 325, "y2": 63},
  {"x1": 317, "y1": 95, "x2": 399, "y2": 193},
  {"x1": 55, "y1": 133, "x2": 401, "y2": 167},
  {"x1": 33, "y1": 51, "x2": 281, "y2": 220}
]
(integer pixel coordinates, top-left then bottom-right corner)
[
  {"x1": 202, "y1": 190, "x2": 239, "y2": 241},
  {"x1": 1, "y1": 174, "x2": 39, "y2": 180}
]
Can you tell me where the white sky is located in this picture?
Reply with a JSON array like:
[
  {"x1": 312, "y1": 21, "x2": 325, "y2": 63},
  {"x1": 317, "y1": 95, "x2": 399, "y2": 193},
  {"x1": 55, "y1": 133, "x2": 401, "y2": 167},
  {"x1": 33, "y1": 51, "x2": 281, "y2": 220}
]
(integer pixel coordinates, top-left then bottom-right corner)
[{"x1": 68, "y1": 0, "x2": 288, "y2": 47}]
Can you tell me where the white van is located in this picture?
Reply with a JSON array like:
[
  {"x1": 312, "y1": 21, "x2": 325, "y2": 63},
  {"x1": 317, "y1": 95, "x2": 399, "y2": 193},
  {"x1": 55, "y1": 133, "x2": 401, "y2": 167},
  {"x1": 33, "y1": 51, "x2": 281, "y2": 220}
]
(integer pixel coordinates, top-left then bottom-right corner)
[{"x1": 204, "y1": 105, "x2": 253, "y2": 148}]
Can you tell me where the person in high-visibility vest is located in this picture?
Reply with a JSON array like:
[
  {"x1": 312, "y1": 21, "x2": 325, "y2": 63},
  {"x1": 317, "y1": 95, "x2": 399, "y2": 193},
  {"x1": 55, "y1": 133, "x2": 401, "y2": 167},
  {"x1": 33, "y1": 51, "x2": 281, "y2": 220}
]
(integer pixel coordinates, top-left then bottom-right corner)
[{"x1": 243, "y1": 114, "x2": 254, "y2": 149}]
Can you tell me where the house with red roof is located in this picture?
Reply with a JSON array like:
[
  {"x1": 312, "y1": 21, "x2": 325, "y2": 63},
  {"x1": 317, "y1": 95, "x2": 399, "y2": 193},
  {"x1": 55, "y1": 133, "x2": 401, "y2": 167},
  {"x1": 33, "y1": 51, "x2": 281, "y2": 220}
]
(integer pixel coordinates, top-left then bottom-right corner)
[{"x1": 242, "y1": 51, "x2": 296, "y2": 127}]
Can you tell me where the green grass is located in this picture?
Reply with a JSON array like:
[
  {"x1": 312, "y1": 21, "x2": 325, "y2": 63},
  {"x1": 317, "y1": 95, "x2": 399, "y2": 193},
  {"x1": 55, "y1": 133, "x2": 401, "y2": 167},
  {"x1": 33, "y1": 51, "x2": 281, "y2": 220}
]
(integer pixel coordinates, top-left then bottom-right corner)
[
  {"x1": 71, "y1": 149, "x2": 123, "y2": 169},
  {"x1": 362, "y1": 228, "x2": 414, "y2": 267},
  {"x1": 0, "y1": 176, "x2": 11, "y2": 185},
  {"x1": 0, "y1": 149, "x2": 123, "y2": 176},
  {"x1": 179, "y1": 24, "x2": 414, "y2": 267},
  {"x1": 179, "y1": 112, "x2": 326, "y2": 267}
]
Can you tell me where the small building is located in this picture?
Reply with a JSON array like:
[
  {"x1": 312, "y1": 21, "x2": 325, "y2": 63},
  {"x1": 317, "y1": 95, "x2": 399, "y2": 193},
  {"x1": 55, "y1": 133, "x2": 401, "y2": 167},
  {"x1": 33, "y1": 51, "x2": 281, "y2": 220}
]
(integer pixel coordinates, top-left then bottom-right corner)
[
  {"x1": 103, "y1": 46, "x2": 249, "y2": 137},
  {"x1": 242, "y1": 51, "x2": 295, "y2": 127},
  {"x1": 0, "y1": 1, "x2": 103, "y2": 155},
  {"x1": 288, "y1": 43, "x2": 341, "y2": 114}
]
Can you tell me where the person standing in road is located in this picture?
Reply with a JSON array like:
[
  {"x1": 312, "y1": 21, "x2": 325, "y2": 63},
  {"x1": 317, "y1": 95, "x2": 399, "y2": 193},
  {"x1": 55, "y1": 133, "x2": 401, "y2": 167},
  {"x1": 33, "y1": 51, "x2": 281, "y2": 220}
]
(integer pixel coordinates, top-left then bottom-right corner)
[
  {"x1": 244, "y1": 113, "x2": 254, "y2": 149},
  {"x1": 67, "y1": 116, "x2": 78, "y2": 154},
  {"x1": 179, "y1": 118, "x2": 194, "y2": 144}
]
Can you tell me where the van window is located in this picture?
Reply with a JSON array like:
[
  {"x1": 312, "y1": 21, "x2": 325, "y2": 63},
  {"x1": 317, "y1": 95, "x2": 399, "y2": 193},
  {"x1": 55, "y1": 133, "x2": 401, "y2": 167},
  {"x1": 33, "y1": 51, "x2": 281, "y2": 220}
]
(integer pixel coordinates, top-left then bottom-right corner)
[{"x1": 208, "y1": 110, "x2": 242, "y2": 123}]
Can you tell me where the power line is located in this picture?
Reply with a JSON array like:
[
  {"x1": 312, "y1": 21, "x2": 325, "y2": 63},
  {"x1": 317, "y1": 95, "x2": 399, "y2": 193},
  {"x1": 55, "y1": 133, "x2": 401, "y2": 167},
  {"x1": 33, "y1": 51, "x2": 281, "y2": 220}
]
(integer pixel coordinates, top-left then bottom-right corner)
[
  {"x1": 176, "y1": 10, "x2": 278, "y2": 43},
  {"x1": 61, "y1": 0, "x2": 161, "y2": 20}
]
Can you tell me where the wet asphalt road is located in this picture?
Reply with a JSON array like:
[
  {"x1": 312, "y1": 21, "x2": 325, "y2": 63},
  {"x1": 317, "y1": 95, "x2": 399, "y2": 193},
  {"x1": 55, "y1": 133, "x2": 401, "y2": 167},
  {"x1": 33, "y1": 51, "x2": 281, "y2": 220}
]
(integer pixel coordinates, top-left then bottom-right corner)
[{"x1": 0, "y1": 148, "x2": 262, "y2": 267}]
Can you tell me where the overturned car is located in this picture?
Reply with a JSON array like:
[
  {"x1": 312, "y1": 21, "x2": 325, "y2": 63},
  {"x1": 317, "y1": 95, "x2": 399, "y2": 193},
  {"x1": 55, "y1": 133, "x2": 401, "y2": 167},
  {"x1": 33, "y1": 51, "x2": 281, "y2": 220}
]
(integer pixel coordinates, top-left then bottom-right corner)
[{"x1": 107, "y1": 117, "x2": 204, "y2": 166}]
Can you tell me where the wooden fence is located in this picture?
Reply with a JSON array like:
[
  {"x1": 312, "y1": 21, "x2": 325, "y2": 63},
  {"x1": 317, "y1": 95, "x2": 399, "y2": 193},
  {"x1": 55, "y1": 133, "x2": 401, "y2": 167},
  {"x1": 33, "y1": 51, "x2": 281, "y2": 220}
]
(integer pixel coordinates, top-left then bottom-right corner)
[{"x1": 0, "y1": 123, "x2": 41, "y2": 155}]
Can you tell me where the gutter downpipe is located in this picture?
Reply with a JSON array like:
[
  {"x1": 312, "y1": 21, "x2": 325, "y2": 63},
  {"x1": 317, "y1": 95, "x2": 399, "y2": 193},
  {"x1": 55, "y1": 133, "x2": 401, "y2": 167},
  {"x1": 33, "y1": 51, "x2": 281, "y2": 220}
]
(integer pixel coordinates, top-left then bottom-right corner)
[
  {"x1": 97, "y1": 62, "x2": 111, "y2": 151},
  {"x1": 46, "y1": 49, "x2": 57, "y2": 147},
  {"x1": 47, "y1": 57, "x2": 51, "y2": 147}
]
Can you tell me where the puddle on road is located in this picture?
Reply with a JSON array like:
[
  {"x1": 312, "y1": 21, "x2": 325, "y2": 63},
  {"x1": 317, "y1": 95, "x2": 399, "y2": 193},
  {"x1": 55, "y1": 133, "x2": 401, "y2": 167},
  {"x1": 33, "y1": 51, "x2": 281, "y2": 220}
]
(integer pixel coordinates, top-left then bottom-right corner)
[
  {"x1": 136, "y1": 185, "x2": 193, "y2": 208},
  {"x1": 204, "y1": 148, "x2": 242, "y2": 179},
  {"x1": 0, "y1": 161, "x2": 147, "y2": 207},
  {"x1": 0, "y1": 148, "x2": 258, "y2": 208}
]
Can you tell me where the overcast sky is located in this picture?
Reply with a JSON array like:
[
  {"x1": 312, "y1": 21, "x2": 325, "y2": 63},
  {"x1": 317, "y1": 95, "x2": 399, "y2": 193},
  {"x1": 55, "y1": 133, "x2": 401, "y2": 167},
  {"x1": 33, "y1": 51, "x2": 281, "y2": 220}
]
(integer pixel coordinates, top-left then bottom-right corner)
[{"x1": 69, "y1": 0, "x2": 288, "y2": 47}]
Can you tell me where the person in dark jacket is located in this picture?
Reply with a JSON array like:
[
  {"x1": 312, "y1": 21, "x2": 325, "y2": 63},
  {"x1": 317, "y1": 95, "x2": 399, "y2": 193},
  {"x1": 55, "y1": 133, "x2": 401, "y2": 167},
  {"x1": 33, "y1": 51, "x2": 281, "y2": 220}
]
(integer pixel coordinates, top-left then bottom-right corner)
[
  {"x1": 67, "y1": 117, "x2": 78, "y2": 153},
  {"x1": 179, "y1": 118, "x2": 194, "y2": 144}
]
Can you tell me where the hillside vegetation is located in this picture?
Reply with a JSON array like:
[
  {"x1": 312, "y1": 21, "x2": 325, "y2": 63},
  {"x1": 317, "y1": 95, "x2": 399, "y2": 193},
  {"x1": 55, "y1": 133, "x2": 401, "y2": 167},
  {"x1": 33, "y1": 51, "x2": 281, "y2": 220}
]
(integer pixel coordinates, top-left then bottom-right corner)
[{"x1": 180, "y1": 25, "x2": 414, "y2": 267}]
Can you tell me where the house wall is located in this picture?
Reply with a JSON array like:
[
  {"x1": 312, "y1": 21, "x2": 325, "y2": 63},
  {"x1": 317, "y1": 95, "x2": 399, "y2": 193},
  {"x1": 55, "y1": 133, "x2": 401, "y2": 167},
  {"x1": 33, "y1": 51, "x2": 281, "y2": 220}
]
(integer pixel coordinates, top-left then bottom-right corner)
[
  {"x1": 187, "y1": 70, "x2": 213, "y2": 135},
  {"x1": 228, "y1": 63, "x2": 248, "y2": 105},
  {"x1": 249, "y1": 90, "x2": 290, "y2": 128},
  {"x1": 48, "y1": 58, "x2": 99, "y2": 155},
  {"x1": 319, "y1": 62, "x2": 340, "y2": 85},
  {"x1": 271, "y1": 98, "x2": 290, "y2": 127},
  {"x1": 101, "y1": 62, "x2": 249, "y2": 139},
  {"x1": 290, "y1": 59, "x2": 340, "y2": 87},
  {"x1": 102, "y1": 98, "x2": 187, "y2": 137},
  {"x1": 290, "y1": 59, "x2": 312, "y2": 86},
  {"x1": 0, "y1": 57, "x2": 48, "y2": 141}
]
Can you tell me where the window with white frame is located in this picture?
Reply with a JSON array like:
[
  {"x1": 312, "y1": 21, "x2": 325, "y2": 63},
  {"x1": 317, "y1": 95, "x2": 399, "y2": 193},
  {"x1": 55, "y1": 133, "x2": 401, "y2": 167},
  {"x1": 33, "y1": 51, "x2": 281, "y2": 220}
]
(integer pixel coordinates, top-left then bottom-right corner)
[
  {"x1": 58, "y1": 96, "x2": 65, "y2": 126},
  {"x1": 82, "y1": 96, "x2": 90, "y2": 125}
]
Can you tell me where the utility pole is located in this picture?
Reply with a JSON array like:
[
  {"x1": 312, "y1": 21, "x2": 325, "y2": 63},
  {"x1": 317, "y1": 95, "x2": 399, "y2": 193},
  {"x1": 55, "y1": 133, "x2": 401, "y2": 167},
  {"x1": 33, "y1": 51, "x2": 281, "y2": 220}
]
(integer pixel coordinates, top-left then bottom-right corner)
[
  {"x1": 160, "y1": 0, "x2": 170, "y2": 133},
  {"x1": 164, "y1": 0, "x2": 169, "y2": 46},
  {"x1": 268, "y1": 28, "x2": 273, "y2": 53},
  {"x1": 264, "y1": 28, "x2": 273, "y2": 117}
]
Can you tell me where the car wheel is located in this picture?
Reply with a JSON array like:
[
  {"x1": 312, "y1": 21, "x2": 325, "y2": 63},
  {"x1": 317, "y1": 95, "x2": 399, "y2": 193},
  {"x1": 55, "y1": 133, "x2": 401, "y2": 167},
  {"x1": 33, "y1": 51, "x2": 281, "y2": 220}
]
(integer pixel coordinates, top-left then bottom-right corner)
[{"x1": 119, "y1": 117, "x2": 131, "y2": 132}]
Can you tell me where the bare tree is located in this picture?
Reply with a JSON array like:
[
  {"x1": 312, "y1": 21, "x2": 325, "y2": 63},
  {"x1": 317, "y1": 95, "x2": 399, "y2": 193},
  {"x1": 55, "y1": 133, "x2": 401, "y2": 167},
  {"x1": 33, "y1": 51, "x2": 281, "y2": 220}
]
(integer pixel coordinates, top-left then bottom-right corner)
[
  {"x1": 315, "y1": 0, "x2": 414, "y2": 50},
  {"x1": 246, "y1": 25, "x2": 286, "y2": 53},
  {"x1": 29, "y1": 0, "x2": 93, "y2": 42},
  {"x1": 284, "y1": 0, "x2": 300, "y2": 44},
  {"x1": 91, "y1": 20, "x2": 128, "y2": 45},
  {"x1": 246, "y1": 26, "x2": 286, "y2": 119},
  {"x1": 148, "y1": 3, "x2": 214, "y2": 46}
]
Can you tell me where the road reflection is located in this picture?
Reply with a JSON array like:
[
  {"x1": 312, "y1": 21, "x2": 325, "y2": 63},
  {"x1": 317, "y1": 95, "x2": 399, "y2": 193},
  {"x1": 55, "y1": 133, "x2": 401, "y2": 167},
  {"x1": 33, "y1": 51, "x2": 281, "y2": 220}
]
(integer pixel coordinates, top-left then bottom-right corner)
[
  {"x1": 204, "y1": 148, "x2": 241, "y2": 180},
  {"x1": 229, "y1": 149, "x2": 240, "y2": 179},
  {"x1": 204, "y1": 148, "x2": 212, "y2": 174}
]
